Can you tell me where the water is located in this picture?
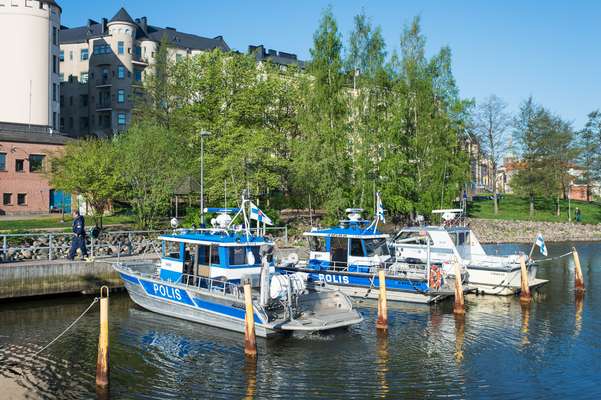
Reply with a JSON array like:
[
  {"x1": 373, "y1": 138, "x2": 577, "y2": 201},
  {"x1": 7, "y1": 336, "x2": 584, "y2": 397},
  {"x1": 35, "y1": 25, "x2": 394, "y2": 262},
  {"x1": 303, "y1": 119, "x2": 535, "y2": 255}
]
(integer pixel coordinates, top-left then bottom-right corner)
[{"x1": 1, "y1": 242, "x2": 600, "y2": 399}]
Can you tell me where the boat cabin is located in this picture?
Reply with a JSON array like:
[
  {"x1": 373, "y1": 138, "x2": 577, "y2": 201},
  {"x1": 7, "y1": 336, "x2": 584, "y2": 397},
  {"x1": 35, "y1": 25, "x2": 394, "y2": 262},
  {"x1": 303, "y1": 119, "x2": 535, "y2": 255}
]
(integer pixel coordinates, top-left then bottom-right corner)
[
  {"x1": 304, "y1": 209, "x2": 390, "y2": 273},
  {"x1": 158, "y1": 231, "x2": 273, "y2": 284}
]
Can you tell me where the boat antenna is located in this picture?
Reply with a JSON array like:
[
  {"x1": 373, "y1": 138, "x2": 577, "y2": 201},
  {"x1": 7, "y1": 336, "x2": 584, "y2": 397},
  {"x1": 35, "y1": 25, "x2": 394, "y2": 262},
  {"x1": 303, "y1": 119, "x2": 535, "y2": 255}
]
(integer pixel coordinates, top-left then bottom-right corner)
[
  {"x1": 240, "y1": 190, "x2": 251, "y2": 240},
  {"x1": 309, "y1": 193, "x2": 313, "y2": 228}
]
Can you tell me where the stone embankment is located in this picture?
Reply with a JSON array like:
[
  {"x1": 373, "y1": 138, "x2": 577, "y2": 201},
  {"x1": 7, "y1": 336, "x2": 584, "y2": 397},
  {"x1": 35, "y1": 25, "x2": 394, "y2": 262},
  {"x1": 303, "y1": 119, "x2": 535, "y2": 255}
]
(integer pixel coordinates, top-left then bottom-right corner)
[{"x1": 467, "y1": 218, "x2": 601, "y2": 243}]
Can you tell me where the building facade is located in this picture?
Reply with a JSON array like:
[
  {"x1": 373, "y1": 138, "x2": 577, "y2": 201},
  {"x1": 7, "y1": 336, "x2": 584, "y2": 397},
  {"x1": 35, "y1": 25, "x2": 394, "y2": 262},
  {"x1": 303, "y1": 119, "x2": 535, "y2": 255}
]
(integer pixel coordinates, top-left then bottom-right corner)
[
  {"x1": 0, "y1": 0, "x2": 61, "y2": 132},
  {"x1": 59, "y1": 8, "x2": 230, "y2": 138}
]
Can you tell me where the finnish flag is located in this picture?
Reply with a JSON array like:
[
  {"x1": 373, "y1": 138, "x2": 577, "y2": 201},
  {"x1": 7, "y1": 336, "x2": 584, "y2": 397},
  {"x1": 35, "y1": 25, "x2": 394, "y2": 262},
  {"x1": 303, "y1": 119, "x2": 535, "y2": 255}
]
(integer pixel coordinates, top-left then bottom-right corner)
[
  {"x1": 376, "y1": 192, "x2": 386, "y2": 223},
  {"x1": 535, "y1": 233, "x2": 547, "y2": 256},
  {"x1": 250, "y1": 202, "x2": 273, "y2": 225}
]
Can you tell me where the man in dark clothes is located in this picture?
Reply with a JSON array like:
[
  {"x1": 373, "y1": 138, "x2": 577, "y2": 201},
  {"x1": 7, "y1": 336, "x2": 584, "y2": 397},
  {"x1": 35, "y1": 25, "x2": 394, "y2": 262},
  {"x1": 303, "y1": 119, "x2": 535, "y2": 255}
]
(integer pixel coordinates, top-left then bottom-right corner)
[{"x1": 68, "y1": 210, "x2": 88, "y2": 260}]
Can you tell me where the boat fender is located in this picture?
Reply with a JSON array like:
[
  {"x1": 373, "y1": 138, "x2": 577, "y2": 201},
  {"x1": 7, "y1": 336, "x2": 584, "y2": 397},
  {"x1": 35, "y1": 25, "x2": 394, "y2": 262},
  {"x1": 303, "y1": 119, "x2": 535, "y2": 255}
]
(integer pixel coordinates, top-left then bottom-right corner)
[{"x1": 270, "y1": 273, "x2": 307, "y2": 299}]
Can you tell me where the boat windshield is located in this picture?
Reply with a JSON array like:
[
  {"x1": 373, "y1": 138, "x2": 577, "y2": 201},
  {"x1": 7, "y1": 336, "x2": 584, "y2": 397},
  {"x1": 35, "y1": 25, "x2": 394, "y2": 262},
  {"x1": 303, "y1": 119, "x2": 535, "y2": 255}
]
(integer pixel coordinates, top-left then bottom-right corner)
[
  {"x1": 308, "y1": 236, "x2": 325, "y2": 252},
  {"x1": 394, "y1": 231, "x2": 431, "y2": 245},
  {"x1": 364, "y1": 238, "x2": 390, "y2": 257}
]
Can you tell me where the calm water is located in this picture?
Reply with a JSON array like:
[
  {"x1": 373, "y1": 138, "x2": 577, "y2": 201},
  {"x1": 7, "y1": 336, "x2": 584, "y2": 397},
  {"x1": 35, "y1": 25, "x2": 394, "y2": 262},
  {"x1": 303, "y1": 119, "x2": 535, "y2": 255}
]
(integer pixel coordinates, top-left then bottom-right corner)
[{"x1": 1, "y1": 242, "x2": 600, "y2": 399}]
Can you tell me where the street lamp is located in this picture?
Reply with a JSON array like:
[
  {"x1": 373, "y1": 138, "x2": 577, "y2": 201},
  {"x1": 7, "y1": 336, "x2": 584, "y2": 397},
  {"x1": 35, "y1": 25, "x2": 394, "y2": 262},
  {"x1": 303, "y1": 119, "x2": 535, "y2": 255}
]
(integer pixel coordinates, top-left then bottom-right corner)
[{"x1": 199, "y1": 130, "x2": 210, "y2": 227}]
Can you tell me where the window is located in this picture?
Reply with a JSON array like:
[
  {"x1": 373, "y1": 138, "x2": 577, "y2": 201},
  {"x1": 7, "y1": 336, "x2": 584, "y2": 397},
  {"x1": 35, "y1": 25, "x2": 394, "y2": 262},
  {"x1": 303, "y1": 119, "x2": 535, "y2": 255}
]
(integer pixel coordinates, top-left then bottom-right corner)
[
  {"x1": 80, "y1": 94, "x2": 88, "y2": 107},
  {"x1": 197, "y1": 245, "x2": 220, "y2": 265},
  {"x1": 15, "y1": 159, "x2": 24, "y2": 172},
  {"x1": 69, "y1": 50, "x2": 73, "y2": 61},
  {"x1": 364, "y1": 238, "x2": 390, "y2": 257},
  {"x1": 52, "y1": 84, "x2": 57, "y2": 101},
  {"x1": 102, "y1": 68, "x2": 109, "y2": 81},
  {"x1": 80, "y1": 48, "x2": 89, "y2": 60},
  {"x1": 59, "y1": 50, "x2": 64, "y2": 61},
  {"x1": 69, "y1": 96, "x2": 73, "y2": 106},
  {"x1": 117, "y1": 89, "x2": 125, "y2": 103},
  {"x1": 53, "y1": 112, "x2": 57, "y2": 130},
  {"x1": 60, "y1": 117, "x2": 65, "y2": 130},
  {"x1": 229, "y1": 246, "x2": 259, "y2": 266},
  {"x1": 134, "y1": 69, "x2": 142, "y2": 81},
  {"x1": 52, "y1": 55, "x2": 57, "y2": 73},
  {"x1": 0, "y1": 153, "x2": 5, "y2": 171},
  {"x1": 80, "y1": 72, "x2": 88, "y2": 83},
  {"x1": 52, "y1": 27, "x2": 57, "y2": 45},
  {"x1": 117, "y1": 41, "x2": 124, "y2": 54},
  {"x1": 350, "y1": 239, "x2": 364, "y2": 257},
  {"x1": 117, "y1": 66, "x2": 125, "y2": 79},
  {"x1": 3, "y1": 193, "x2": 11, "y2": 205},
  {"x1": 17, "y1": 194, "x2": 26, "y2": 206},
  {"x1": 59, "y1": 73, "x2": 64, "y2": 82},
  {"x1": 164, "y1": 241, "x2": 181, "y2": 259},
  {"x1": 117, "y1": 112, "x2": 126, "y2": 126},
  {"x1": 29, "y1": 154, "x2": 45, "y2": 172},
  {"x1": 134, "y1": 45, "x2": 141, "y2": 58},
  {"x1": 308, "y1": 236, "x2": 325, "y2": 252}
]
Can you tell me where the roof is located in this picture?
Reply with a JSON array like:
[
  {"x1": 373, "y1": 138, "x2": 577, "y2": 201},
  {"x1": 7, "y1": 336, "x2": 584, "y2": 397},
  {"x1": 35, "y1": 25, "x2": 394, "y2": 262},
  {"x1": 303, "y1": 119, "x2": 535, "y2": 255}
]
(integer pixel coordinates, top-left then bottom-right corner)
[
  {"x1": 248, "y1": 45, "x2": 305, "y2": 68},
  {"x1": 159, "y1": 231, "x2": 271, "y2": 246},
  {"x1": 0, "y1": 131, "x2": 72, "y2": 146},
  {"x1": 109, "y1": 7, "x2": 135, "y2": 24},
  {"x1": 304, "y1": 226, "x2": 388, "y2": 239},
  {"x1": 60, "y1": 9, "x2": 230, "y2": 52}
]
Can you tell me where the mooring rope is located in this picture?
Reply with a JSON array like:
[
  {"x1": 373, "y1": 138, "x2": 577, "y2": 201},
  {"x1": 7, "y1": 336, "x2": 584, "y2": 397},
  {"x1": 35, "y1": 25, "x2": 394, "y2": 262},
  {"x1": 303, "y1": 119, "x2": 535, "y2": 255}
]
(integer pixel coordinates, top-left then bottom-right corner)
[{"x1": 531, "y1": 251, "x2": 573, "y2": 264}]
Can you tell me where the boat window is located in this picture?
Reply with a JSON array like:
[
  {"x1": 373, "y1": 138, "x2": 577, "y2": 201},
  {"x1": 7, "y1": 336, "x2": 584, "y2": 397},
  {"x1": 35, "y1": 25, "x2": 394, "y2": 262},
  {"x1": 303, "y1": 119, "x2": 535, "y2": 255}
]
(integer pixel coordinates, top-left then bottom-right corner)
[
  {"x1": 164, "y1": 241, "x2": 180, "y2": 259},
  {"x1": 364, "y1": 238, "x2": 390, "y2": 257},
  {"x1": 395, "y1": 231, "x2": 431, "y2": 245},
  {"x1": 229, "y1": 246, "x2": 259, "y2": 266},
  {"x1": 197, "y1": 245, "x2": 210, "y2": 265},
  {"x1": 350, "y1": 239, "x2": 364, "y2": 257},
  {"x1": 308, "y1": 236, "x2": 325, "y2": 252},
  {"x1": 448, "y1": 232, "x2": 458, "y2": 246},
  {"x1": 458, "y1": 232, "x2": 465, "y2": 245},
  {"x1": 210, "y1": 246, "x2": 220, "y2": 265},
  {"x1": 248, "y1": 246, "x2": 261, "y2": 265}
]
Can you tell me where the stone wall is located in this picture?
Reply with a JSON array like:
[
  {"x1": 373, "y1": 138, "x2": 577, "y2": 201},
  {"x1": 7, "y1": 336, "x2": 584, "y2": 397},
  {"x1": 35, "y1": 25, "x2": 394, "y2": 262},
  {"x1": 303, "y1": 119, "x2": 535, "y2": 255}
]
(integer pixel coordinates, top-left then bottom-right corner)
[{"x1": 467, "y1": 218, "x2": 601, "y2": 243}]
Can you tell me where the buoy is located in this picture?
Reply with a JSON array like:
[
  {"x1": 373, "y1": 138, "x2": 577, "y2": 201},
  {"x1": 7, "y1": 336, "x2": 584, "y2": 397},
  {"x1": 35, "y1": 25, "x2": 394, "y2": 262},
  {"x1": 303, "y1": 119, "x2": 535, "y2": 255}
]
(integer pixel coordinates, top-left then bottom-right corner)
[
  {"x1": 96, "y1": 286, "x2": 109, "y2": 388},
  {"x1": 572, "y1": 247, "x2": 585, "y2": 292},
  {"x1": 453, "y1": 259, "x2": 465, "y2": 315},
  {"x1": 243, "y1": 281, "x2": 257, "y2": 358},
  {"x1": 376, "y1": 269, "x2": 388, "y2": 332},
  {"x1": 519, "y1": 254, "x2": 531, "y2": 303}
]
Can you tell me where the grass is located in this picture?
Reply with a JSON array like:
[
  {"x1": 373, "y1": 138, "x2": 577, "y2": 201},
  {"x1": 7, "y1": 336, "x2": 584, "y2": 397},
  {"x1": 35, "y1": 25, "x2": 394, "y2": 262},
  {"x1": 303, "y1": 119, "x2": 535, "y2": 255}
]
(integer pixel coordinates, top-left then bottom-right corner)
[
  {"x1": 468, "y1": 194, "x2": 601, "y2": 224},
  {"x1": 0, "y1": 214, "x2": 136, "y2": 232}
]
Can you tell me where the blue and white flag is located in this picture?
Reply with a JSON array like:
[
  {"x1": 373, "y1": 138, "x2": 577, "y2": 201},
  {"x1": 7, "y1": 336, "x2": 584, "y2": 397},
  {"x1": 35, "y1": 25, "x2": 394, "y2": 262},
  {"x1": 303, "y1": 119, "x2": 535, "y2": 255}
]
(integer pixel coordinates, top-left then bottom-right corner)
[
  {"x1": 535, "y1": 233, "x2": 547, "y2": 256},
  {"x1": 376, "y1": 192, "x2": 386, "y2": 223},
  {"x1": 250, "y1": 201, "x2": 273, "y2": 225}
]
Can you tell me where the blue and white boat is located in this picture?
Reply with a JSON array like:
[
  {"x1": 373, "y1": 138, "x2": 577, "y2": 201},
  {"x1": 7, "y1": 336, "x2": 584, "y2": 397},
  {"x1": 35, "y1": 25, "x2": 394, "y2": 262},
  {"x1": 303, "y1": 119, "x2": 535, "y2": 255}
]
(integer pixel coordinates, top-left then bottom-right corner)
[
  {"x1": 113, "y1": 199, "x2": 362, "y2": 338},
  {"x1": 278, "y1": 208, "x2": 469, "y2": 304}
]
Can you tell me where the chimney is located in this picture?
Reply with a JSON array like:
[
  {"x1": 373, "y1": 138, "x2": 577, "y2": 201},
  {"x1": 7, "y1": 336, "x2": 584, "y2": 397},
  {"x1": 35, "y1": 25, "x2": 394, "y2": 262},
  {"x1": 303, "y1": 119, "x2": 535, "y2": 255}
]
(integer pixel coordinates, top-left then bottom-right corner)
[
  {"x1": 101, "y1": 18, "x2": 107, "y2": 34},
  {"x1": 140, "y1": 16, "x2": 148, "y2": 34}
]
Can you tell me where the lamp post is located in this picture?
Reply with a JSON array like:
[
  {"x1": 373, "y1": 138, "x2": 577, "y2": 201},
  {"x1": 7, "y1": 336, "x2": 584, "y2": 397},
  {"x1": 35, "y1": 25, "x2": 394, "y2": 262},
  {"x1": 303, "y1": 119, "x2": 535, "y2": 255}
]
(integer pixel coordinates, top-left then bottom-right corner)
[{"x1": 199, "y1": 130, "x2": 210, "y2": 227}]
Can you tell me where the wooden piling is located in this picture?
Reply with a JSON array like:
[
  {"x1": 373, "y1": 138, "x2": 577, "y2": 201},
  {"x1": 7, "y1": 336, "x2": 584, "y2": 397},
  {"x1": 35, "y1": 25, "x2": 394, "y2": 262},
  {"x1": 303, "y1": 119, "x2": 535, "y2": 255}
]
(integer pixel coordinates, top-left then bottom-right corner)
[
  {"x1": 96, "y1": 286, "x2": 109, "y2": 388},
  {"x1": 243, "y1": 282, "x2": 257, "y2": 358},
  {"x1": 376, "y1": 269, "x2": 388, "y2": 332},
  {"x1": 453, "y1": 260, "x2": 465, "y2": 315},
  {"x1": 519, "y1": 254, "x2": 531, "y2": 303},
  {"x1": 572, "y1": 247, "x2": 585, "y2": 292}
]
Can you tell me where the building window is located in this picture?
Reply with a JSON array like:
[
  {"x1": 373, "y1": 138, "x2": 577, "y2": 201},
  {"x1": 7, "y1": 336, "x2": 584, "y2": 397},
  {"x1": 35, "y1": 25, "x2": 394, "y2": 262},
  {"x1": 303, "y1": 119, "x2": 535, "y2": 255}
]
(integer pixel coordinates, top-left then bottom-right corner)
[
  {"x1": 59, "y1": 50, "x2": 64, "y2": 61},
  {"x1": 117, "y1": 113, "x2": 126, "y2": 126},
  {"x1": 117, "y1": 89, "x2": 125, "y2": 103},
  {"x1": 15, "y1": 159, "x2": 24, "y2": 172},
  {"x1": 80, "y1": 94, "x2": 88, "y2": 107},
  {"x1": 53, "y1": 55, "x2": 57, "y2": 73},
  {"x1": 53, "y1": 112, "x2": 57, "y2": 130},
  {"x1": 80, "y1": 72, "x2": 88, "y2": 83},
  {"x1": 118, "y1": 41, "x2": 124, "y2": 54},
  {"x1": 0, "y1": 153, "x2": 6, "y2": 171},
  {"x1": 60, "y1": 117, "x2": 65, "y2": 130},
  {"x1": 81, "y1": 48, "x2": 89, "y2": 60},
  {"x1": 134, "y1": 45, "x2": 141, "y2": 58},
  {"x1": 52, "y1": 27, "x2": 57, "y2": 45},
  {"x1": 69, "y1": 96, "x2": 73, "y2": 106},
  {"x1": 59, "y1": 73, "x2": 64, "y2": 82},
  {"x1": 118, "y1": 66, "x2": 125, "y2": 79},
  {"x1": 17, "y1": 193, "x2": 27, "y2": 206},
  {"x1": 69, "y1": 50, "x2": 73, "y2": 61},
  {"x1": 29, "y1": 154, "x2": 45, "y2": 173},
  {"x1": 134, "y1": 69, "x2": 142, "y2": 81},
  {"x1": 3, "y1": 193, "x2": 11, "y2": 206},
  {"x1": 52, "y1": 84, "x2": 57, "y2": 101}
]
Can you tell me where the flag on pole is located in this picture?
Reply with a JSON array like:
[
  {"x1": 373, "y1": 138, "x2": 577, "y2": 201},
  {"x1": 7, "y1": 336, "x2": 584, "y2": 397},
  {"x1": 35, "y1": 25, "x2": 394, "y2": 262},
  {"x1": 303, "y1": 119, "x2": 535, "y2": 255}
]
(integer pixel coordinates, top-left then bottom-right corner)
[
  {"x1": 250, "y1": 201, "x2": 273, "y2": 226},
  {"x1": 535, "y1": 233, "x2": 547, "y2": 256},
  {"x1": 376, "y1": 192, "x2": 386, "y2": 223}
]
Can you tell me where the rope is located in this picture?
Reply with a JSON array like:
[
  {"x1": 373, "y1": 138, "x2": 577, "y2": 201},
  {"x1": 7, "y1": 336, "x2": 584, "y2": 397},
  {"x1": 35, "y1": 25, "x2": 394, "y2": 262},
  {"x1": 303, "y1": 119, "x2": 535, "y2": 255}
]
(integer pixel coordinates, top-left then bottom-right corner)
[
  {"x1": 32, "y1": 297, "x2": 99, "y2": 358},
  {"x1": 532, "y1": 251, "x2": 573, "y2": 264}
]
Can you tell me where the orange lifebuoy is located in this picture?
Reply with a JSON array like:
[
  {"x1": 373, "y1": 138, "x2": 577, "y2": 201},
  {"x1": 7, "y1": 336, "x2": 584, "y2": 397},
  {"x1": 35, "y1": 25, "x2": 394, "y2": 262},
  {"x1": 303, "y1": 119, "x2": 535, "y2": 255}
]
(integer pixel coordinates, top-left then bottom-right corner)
[{"x1": 429, "y1": 266, "x2": 442, "y2": 289}]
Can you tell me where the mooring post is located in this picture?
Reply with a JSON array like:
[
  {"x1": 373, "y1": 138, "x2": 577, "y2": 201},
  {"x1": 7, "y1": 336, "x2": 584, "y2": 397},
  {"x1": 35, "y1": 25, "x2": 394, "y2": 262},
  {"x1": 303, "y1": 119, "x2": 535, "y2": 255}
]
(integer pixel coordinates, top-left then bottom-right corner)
[
  {"x1": 243, "y1": 281, "x2": 257, "y2": 358},
  {"x1": 453, "y1": 259, "x2": 465, "y2": 315},
  {"x1": 376, "y1": 269, "x2": 388, "y2": 332},
  {"x1": 519, "y1": 254, "x2": 531, "y2": 303},
  {"x1": 572, "y1": 247, "x2": 585, "y2": 292},
  {"x1": 96, "y1": 286, "x2": 110, "y2": 388}
]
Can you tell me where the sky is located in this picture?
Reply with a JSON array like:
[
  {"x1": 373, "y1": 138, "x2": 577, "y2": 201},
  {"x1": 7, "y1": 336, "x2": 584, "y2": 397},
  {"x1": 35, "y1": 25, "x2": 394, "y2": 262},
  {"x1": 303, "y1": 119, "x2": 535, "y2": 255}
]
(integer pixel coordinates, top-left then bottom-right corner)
[{"x1": 58, "y1": 0, "x2": 601, "y2": 130}]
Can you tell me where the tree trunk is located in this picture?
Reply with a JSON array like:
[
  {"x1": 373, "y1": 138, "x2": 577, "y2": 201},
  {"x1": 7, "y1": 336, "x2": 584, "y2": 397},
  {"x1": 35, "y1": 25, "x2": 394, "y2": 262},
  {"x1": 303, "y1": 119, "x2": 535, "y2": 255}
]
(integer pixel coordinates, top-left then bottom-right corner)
[
  {"x1": 529, "y1": 194, "x2": 534, "y2": 218},
  {"x1": 556, "y1": 194, "x2": 560, "y2": 217},
  {"x1": 492, "y1": 169, "x2": 498, "y2": 215}
]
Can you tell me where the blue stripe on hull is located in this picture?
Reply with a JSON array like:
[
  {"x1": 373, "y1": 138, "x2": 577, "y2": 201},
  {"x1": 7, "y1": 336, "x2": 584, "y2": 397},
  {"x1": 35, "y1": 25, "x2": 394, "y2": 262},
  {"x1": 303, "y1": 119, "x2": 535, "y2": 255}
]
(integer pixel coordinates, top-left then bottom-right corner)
[{"x1": 310, "y1": 272, "x2": 429, "y2": 294}]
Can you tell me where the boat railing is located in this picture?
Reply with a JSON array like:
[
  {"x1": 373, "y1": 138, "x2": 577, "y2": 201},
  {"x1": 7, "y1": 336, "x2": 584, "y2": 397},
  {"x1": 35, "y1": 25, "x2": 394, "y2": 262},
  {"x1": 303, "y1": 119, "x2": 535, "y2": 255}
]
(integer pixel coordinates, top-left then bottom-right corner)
[
  {"x1": 316, "y1": 259, "x2": 429, "y2": 278},
  {"x1": 179, "y1": 273, "x2": 242, "y2": 299}
]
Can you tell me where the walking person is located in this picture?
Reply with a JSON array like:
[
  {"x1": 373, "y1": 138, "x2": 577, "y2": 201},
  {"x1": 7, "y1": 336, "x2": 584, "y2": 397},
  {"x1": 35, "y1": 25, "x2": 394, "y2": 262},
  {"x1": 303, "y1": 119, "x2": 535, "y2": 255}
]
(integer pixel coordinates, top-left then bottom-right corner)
[
  {"x1": 68, "y1": 210, "x2": 88, "y2": 260},
  {"x1": 575, "y1": 207, "x2": 582, "y2": 223}
]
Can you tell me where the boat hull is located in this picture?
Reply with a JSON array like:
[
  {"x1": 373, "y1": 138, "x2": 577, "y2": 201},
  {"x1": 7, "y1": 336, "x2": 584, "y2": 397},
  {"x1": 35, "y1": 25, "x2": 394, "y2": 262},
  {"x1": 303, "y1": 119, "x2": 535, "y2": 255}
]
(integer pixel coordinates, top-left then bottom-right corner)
[{"x1": 467, "y1": 264, "x2": 548, "y2": 295}]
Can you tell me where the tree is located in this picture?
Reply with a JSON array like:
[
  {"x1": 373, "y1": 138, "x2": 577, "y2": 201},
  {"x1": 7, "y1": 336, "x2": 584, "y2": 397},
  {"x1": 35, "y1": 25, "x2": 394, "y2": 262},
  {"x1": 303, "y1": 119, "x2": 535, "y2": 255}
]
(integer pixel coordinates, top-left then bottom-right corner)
[
  {"x1": 579, "y1": 110, "x2": 601, "y2": 201},
  {"x1": 49, "y1": 139, "x2": 120, "y2": 228},
  {"x1": 472, "y1": 95, "x2": 511, "y2": 214}
]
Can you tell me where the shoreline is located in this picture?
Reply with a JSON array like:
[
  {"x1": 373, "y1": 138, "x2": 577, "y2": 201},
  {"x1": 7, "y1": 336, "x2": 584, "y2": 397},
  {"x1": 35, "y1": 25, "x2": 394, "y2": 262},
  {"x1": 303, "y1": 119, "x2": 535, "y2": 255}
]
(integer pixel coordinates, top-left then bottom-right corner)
[{"x1": 467, "y1": 218, "x2": 601, "y2": 244}]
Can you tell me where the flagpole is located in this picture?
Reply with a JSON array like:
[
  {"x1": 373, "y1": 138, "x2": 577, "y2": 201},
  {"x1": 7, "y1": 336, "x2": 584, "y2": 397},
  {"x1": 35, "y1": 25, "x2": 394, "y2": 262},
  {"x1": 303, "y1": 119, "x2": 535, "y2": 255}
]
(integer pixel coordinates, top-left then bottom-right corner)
[{"x1": 528, "y1": 234, "x2": 538, "y2": 259}]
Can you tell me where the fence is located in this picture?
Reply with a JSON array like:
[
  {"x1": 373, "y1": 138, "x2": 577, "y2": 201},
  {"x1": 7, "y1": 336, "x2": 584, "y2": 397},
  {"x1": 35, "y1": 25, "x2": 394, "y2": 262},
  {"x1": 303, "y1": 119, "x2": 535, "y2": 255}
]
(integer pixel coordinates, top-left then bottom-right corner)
[{"x1": 0, "y1": 226, "x2": 288, "y2": 263}]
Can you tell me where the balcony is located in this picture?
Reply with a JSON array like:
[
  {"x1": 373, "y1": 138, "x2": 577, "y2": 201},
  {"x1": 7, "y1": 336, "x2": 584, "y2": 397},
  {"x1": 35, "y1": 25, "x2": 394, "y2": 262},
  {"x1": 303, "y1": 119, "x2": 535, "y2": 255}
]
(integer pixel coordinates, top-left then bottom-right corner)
[
  {"x1": 96, "y1": 78, "x2": 112, "y2": 88},
  {"x1": 132, "y1": 55, "x2": 149, "y2": 66},
  {"x1": 96, "y1": 101, "x2": 112, "y2": 112}
]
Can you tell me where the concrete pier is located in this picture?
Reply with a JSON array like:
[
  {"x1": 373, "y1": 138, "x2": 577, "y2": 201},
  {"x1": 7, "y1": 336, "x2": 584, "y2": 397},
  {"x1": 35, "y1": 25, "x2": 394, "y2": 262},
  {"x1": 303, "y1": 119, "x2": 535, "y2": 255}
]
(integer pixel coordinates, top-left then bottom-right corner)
[{"x1": 0, "y1": 256, "x2": 156, "y2": 300}]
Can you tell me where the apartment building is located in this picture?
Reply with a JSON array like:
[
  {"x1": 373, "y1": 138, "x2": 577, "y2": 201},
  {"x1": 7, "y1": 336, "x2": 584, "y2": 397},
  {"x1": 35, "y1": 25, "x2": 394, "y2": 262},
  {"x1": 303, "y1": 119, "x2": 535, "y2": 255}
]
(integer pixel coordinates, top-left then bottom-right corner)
[{"x1": 59, "y1": 8, "x2": 230, "y2": 138}]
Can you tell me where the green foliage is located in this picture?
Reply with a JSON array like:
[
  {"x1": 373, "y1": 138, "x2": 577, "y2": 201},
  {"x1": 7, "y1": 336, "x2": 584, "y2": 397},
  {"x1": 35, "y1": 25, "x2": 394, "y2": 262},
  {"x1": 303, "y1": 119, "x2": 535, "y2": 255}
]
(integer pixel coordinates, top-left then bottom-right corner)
[
  {"x1": 578, "y1": 110, "x2": 601, "y2": 198},
  {"x1": 49, "y1": 139, "x2": 121, "y2": 227}
]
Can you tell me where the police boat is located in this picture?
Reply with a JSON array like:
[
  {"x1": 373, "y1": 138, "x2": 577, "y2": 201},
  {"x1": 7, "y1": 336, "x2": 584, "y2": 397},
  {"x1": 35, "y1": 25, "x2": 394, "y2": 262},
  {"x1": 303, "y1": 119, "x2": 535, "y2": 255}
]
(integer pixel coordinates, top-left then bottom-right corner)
[
  {"x1": 113, "y1": 200, "x2": 362, "y2": 338},
  {"x1": 278, "y1": 207, "x2": 469, "y2": 304}
]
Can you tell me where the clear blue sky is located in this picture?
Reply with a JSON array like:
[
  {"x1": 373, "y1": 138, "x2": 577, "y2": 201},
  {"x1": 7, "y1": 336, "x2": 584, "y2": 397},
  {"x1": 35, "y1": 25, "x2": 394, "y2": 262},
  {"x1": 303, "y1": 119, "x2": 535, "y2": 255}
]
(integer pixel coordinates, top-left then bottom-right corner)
[{"x1": 59, "y1": 0, "x2": 600, "y2": 130}]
